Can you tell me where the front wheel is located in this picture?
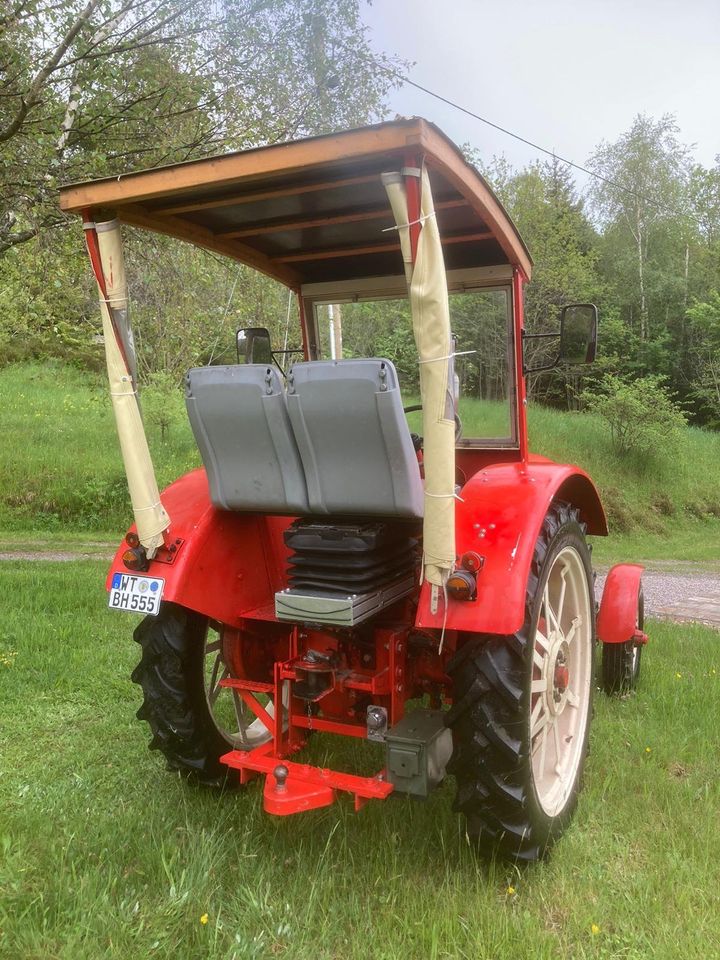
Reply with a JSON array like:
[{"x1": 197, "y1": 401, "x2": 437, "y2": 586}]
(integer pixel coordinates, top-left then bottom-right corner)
[
  {"x1": 447, "y1": 501, "x2": 595, "y2": 860},
  {"x1": 601, "y1": 587, "x2": 644, "y2": 694}
]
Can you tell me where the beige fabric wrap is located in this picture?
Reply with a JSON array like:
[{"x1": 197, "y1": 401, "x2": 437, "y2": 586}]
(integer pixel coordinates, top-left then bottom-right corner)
[
  {"x1": 95, "y1": 220, "x2": 169, "y2": 556},
  {"x1": 382, "y1": 168, "x2": 456, "y2": 587}
]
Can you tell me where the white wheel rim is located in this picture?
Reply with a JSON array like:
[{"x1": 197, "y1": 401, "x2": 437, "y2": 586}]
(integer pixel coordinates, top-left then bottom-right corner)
[
  {"x1": 530, "y1": 545, "x2": 592, "y2": 817},
  {"x1": 203, "y1": 627, "x2": 286, "y2": 750}
]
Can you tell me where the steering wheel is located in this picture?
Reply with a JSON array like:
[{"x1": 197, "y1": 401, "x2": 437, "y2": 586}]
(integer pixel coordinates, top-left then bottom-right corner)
[{"x1": 403, "y1": 404, "x2": 463, "y2": 443}]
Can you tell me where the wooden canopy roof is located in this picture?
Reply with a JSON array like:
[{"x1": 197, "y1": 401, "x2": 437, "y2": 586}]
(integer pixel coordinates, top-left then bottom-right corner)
[{"x1": 59, "y1": 118, "x2": 532, "y2": 289}]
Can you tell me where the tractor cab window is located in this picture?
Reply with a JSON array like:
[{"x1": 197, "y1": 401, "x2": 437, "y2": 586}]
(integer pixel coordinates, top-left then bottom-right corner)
[{"x1": 314, "y1": 286, "x2": 516, "y2": 447}]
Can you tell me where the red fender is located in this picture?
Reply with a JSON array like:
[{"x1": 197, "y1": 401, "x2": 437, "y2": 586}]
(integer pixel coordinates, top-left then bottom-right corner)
[
  {"x1": 106, "y1": 469, "x2": 292, "y2": 626},
  {"x1": 415, "y1": 458, "x2": 608, "y2": 636},
  {"x1": 597, "y1": 563, "x2": 646, "y2": 645}
]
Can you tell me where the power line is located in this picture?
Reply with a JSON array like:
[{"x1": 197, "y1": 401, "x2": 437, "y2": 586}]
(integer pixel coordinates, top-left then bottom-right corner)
[{"x1": 380, "y1": 64, "x2": 705, "y2": 227}]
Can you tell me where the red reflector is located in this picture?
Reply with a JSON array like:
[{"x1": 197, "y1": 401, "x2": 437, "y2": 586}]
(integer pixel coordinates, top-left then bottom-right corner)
[
  {"x1": 447, "y1": 569, "x2": 476, "y2": 601},
  {"x1": 460, "y1": 551, "x2": 484, "y2": 573},
  {"x1": 126, "y1": 531, "x2": 140, "y2": 548}
]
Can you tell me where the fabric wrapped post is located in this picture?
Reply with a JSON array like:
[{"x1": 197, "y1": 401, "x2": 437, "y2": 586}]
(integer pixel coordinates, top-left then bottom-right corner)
[
  {"x1": 382, "y1": 167, "x2": 455, "y2": 589},
  {"x1": 91, "y1": 219, "x2": 169, "y2": 556}
]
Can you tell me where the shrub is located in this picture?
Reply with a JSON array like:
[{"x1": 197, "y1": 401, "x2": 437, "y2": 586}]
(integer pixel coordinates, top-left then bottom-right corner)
[{"x1": 583, "y1": 374, "x2": 687, "y2": 458}]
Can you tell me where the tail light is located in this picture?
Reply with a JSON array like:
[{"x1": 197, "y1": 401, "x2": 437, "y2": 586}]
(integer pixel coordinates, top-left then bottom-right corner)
[
  {"x1": 447, "y1": 569, "x2": 476, "y2": 601},
  {"x1": 122, "y1": 545, "x2": 148, "y2": 571}
]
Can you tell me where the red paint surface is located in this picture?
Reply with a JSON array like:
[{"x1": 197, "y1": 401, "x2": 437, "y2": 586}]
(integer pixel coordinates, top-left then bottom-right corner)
[
  {"x1": 597, "y1": 563, "x2": 645, "y2": 644},
  {"x1": 415, "y1": 460, "x2": 607, "y2": 635},
  {"x1": 106, "y1": 469, "x2": 294, "y2": 626}
]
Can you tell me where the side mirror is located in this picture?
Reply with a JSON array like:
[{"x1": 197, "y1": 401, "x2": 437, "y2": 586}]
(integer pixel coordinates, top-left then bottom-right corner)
[
  {"x1": 559, "y1": 304, "x2": 598, "y2": 364},
  {"x1": 236, "y1": 326, "x2": 273, "y2": 365},
  {"x1": 523, "y1": 303, "x2": 599, "y2": 374}
]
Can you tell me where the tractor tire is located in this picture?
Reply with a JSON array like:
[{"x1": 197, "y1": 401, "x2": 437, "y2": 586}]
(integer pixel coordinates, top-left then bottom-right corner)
[
  {"x1": 446, "y1": 501, "x2": 595, "y2": 861},
  {"x1": 601, "y1": 587, "x2": 644, "y2": 695},
  {"x1": 131, "y1": 603, "x2": 239, "y2": 787}
]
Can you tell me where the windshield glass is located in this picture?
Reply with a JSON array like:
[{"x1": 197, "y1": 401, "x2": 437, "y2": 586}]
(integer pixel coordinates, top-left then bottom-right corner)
[{"x1": 315, "y1": 286, "x2": 515, "y2": 446}]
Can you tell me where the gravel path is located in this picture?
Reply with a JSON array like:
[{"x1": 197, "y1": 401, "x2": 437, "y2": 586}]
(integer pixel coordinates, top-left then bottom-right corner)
[
  {"x1": 1, "y1": 544, "x2": 718, "y2": 628},
  {"x1": 596, "y1": 568, "x2": 720, "y2": 629}
]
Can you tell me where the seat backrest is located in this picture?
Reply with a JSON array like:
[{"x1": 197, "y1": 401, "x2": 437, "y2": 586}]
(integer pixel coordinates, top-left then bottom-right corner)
[
  {"x1": 185, "y1": 364, "x2": 309, "y2": 513},
  {"x1": 286, "y1": 359, "x2": 423, "y2": 518}
]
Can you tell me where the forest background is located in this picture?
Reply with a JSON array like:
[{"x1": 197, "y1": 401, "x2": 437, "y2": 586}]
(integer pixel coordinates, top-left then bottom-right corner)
[{"x1": 1, "y1": 0, "x2": 719, "y2": 430}]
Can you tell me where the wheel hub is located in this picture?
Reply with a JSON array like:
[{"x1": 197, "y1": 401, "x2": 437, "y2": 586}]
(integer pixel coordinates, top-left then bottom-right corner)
[
  {"x1": 541, "y1": 635, "x2": 572, "y2": 716},
  {"x1": 553, "y1": 653, "x2": 569, "y2": 700}
]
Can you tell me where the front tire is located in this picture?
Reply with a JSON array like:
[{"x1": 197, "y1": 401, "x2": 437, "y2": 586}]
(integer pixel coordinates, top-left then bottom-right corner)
[
  {"x1": 601, "y1": 587, "x2": 644, "y2": 694},
  {"x1": 447, "y1": 501, "x2": 595, "y2": 860}
]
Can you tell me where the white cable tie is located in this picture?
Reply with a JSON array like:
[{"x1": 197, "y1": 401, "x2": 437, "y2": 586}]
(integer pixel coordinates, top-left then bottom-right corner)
[
  {"x1": 381, "y1": 212, "x2": 435, "y2": 233},
  {"x1": 438, "y1": 578, "x2": 450, "y2": 654},
  {"x1": 134, "y1": 501, "x2": 163, "y2": 513},
  {"x1": 401, "y1": 166, "x2": 422, "y2": 177},
  {"x1": 109, "y1": 389, "x2": 137, "y2": 397},
  {"x1": 418, "y1": 349, "x2": 476, "y2": 365},
  {"x1": 99, "y1": 296, "x2": 128, "y2": 305},
  {"x1": 425, "y1": 490, "x2": 464, "y2": 502}
]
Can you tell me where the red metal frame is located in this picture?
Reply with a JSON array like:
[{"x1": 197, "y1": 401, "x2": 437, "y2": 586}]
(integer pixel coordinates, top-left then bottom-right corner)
[{"x1": 512, "y1": 267, "x2": 529, "y2": 462}]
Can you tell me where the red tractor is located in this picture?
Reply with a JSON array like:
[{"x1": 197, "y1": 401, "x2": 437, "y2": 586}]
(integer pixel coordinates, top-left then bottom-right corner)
[{"x1": 60, "y1": 118, "x2": 647, "y2": 860}]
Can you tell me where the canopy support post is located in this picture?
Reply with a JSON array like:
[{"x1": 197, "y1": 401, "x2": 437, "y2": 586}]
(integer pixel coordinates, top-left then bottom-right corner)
[{"x1": 82, "y1": 209, "x2": 170, "y2": 556}]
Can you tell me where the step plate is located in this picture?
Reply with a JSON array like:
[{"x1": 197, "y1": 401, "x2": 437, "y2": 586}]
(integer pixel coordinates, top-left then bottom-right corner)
[{"x1": 275, "y1": 574, "x2": 415, "y2": 626}]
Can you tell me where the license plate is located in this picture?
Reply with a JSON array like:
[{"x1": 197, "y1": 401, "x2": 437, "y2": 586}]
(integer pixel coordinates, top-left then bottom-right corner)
[{"x1": 108, "y1": 572, "x2": 164, "y2": 616}]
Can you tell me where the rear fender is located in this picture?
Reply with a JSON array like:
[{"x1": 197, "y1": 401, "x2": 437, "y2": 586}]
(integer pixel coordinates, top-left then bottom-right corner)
[
  {"x1": 597, "y1": 563, "x2": 646, "y2": 644},
  {"x1": 415, "y1": 460, "x2": 608, "y2": 636},
  {"x1": 106, "y1": 469, "x2": 292, "y2": 626}
]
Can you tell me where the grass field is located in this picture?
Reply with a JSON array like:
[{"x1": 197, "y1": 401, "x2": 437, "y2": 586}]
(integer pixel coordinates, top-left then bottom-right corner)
[
  {"x1": 1, "y1": 559, "x2": 719, "y2": 959},
  {"x1": 2, "y1": 362, "x2": 720, "y2": 565}
]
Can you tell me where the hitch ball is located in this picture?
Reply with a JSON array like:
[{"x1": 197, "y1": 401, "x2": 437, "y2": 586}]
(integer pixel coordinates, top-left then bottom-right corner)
[{"x1": 273, "y1": 764, "x2": 289, "y2": 792}]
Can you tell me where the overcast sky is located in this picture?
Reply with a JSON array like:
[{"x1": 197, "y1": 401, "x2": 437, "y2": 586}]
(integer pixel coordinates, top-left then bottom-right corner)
[{"x1": 363, "y1": 0, "x2": 720, "y2": 179}]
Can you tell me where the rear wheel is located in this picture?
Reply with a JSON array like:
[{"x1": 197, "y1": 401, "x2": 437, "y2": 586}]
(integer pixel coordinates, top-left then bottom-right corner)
[
  {"x1": 601, "y1": 587, "x2": 644, "y2": 694},
  {"x1": 132, "y1": 604, "x2": 280, "y2": 785},
  {"x1": 447, "y1": 501, "x2": 595, "y2": 860}
]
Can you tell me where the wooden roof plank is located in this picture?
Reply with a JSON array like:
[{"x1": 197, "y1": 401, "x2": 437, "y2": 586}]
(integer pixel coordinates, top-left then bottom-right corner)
[
  {"x1": 218, "y1": 198, "x2": 469, "y2": 240},
  {"x1": 58, "y1": 122, "x2": 424, "y2": 212},
  {"x1": 273, "y1": 231, "x2": 494, "y2": 264},
  {"x1": 153, "y1": 173, "x2": 381, "y2": 217},
  {"x1": 119, "y1": 204, "x2": 302, "y2": 287}
]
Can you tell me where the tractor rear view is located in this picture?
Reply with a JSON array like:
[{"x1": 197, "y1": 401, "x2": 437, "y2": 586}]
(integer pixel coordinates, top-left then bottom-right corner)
[{"x1": 60, "y1": 118, "x2": 647, "y2": 860}]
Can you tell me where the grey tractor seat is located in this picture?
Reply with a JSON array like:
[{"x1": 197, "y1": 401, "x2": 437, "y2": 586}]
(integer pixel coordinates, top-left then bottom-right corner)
[
  {"x1": 185, "y1": 364, "x2": 309, "y2": 513},
  {"x1": 286, "y1": 359, "x2": 423, "y2": 518}
]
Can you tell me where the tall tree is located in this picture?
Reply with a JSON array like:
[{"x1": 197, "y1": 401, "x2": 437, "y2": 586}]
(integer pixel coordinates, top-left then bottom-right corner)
[{"x1": 588, "y1": 114, "x2": 690, "y2": 341}]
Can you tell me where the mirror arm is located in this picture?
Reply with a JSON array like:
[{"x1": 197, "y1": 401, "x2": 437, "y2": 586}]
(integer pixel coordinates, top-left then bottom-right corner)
[{"x1": 521, "y1": 330, "x2": 561, "y2": 376}]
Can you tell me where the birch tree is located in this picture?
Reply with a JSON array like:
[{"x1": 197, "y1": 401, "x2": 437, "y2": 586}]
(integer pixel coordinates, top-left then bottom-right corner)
[{"x1": 588, "y1": 114, "x2": 690, "y2": 341}]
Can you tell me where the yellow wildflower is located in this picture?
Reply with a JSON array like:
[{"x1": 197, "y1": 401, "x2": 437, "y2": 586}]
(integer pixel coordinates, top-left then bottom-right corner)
[
  {"x1": 591, "y1": 923, "x2": 600, "y2": 935},
  {"x1": 506, "y1": 885, "x2": 516, "y2": 896},
  {"x1": 200, "y1": 914, "x2": 209, "y2": 925},
  {"x1": 675, "y1": 672, "x2": 682, "y2": 679},
  {"x1": 645, "y1": 747, "x2": 651, "y2": 754}
]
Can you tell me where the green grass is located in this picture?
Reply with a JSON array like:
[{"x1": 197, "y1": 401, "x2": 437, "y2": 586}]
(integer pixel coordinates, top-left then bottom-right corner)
[
  {"x1": 1, "y1": 559, "x2": 719, "y2": 958},
  {"x1": 0, "y1": 362, "x2": 199, "y2": 532},
  {"x1": 2, "y1": 362, "x2": 720, "y2": 563}
]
